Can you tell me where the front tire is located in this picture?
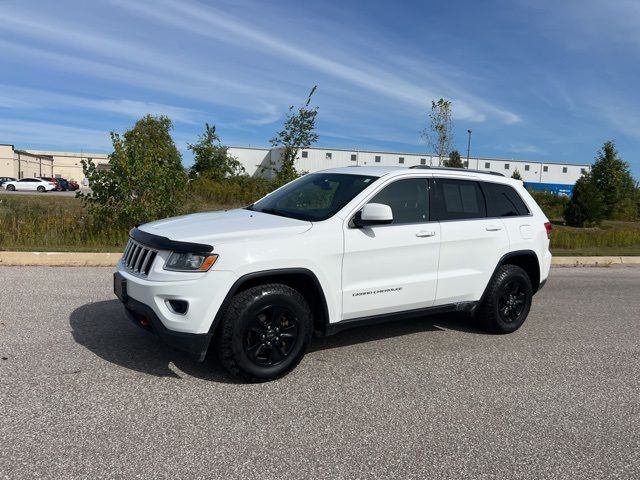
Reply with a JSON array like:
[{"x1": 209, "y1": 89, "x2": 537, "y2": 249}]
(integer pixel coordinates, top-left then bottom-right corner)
[
  {"x1": 7, "y1": 184, "x2": 15, "y2": 191},
  {"x1": 215, "y1": 283, "x2": 312, "y2": 382},
  {"x1": 477, "y1": 264, "x2": 532, "y2": 334}
]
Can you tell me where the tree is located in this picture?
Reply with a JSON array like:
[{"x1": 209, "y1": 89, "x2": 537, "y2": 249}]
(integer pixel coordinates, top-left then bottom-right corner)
[
  {"x1": 188, "y1": 124, "x2": 244, "y2": 180},
  {"x1": 270, "y1": 86, "x2": 319, "y2": 185},
  {"x1": 443, "y1": 150, "x2": 463, "y2": 168},
  {"x1": 564, "y1": 174, "x2": 605, "y2": 227},
  {"x1": 511, "y1": 169, "x2": 523, "y2": 180},
  {"x1": 422, "y1": 98, "x2": 453, "y2": 166},
  {"x1": 589, "y1": 140, "x2": 637, "y2": 220},
  {"x1": 78, "y1": 115, "x2": 186, "y2": 228}
]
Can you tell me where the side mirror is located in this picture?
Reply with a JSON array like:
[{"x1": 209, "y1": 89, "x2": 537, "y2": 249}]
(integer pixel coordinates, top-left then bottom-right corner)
[{"x1": 353, "y1": 203, "x2": 393, "y2": 228}]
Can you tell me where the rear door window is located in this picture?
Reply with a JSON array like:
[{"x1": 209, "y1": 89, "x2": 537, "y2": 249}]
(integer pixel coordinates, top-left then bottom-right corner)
[
  {"x1": 431, "y1": 178, "x2": 486, "y2": 221},
  {"x1": 482, "y1": 182, "x2": 530, "y2": 217}
]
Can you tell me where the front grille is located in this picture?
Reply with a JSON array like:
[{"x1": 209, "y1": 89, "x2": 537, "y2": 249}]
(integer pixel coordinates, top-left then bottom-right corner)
[{"x1": 121, "y1": 239, "x2": 158, "y2": 276}]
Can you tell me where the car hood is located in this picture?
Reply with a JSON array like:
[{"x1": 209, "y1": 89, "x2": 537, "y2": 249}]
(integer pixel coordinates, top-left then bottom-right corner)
[{"x1": 139, "y1": 208, "x2": 312, "y2": 247}]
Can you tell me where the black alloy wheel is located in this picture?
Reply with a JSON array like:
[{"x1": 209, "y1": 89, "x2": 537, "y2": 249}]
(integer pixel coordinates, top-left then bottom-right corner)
[
  {"x1": 497, "y1": 279, "x2": 527, "y2": 323},
  {"x1": 477, "y1": 264, "x2": 533, "y2": 334},
  {"x1": 216, "y1": 283, "x2": 312, "y2": 382},
  {"x1": 243, "y1": 304, "x2": 300, "y2": 366}
]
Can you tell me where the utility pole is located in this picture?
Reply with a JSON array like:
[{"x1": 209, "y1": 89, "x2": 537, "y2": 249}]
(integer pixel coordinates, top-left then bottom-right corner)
[{"x1": 466, "y1": 130, "x2": 472, "y2": 167}]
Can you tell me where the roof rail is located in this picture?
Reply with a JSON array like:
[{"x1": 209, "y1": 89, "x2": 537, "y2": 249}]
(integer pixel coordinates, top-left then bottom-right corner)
[{"x1": 409, "y1": 165, "x2": 505, "y2": 177}]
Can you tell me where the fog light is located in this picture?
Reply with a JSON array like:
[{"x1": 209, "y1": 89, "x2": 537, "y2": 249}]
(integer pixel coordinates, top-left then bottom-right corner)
[{"x1": 166, "y1": 299, "x2": 188, "y2": 315}]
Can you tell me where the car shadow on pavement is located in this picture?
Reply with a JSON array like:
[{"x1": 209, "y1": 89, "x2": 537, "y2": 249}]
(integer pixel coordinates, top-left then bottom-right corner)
[
  {"x1": 70, "y1": 300, "x2": 486, "y2": 381},
  {"x1": 309, "y1": 312, "x2": 486, "y2": 353},
  {"x1": 69, "y1": 300, "x2": 239, "y2": 383}
]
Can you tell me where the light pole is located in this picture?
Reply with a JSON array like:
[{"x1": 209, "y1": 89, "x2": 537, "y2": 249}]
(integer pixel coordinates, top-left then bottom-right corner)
[{"x1": 466, "y1": 129, "x2": 472, "y2": 167}]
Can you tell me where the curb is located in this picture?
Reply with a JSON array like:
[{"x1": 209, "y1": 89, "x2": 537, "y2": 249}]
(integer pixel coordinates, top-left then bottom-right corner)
[
  {"x1": 0, "y1": 252, "x2": 639, "y2": 267},
  {"x1": 551, "y1": 256, "x2": 640, "y2": 267},
  {"x1": 0, "y1": 252, "x2": 121, "y2": 267}
]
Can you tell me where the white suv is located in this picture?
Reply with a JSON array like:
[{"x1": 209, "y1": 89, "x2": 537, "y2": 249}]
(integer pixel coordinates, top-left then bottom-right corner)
[{"x1": 114, "y1": 166, "x2": 552, "y2": 381}]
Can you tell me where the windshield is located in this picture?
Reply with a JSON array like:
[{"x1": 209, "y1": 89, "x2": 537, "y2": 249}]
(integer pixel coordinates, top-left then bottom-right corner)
[{"x1": 247, "y1": 173, "x2": 378, "y2": 221}]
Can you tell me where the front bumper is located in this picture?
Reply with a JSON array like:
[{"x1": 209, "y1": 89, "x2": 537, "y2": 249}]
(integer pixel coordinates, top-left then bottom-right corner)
[
  {"x1": 122, "y1": 293, "x2": 212, "y2": 362},
  {"x1": 113, "y1": 265, "x2": 238, "y2": 361}
]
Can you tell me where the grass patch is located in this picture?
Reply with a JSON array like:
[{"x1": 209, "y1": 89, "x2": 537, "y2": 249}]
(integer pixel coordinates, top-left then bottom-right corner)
[
  {"x1": 0, "y1": 192, "x2": 245, "y2": 252},
  {"x1": 551, "y1": 220, "x2": 640, "y2": 255},
  {"x1": 0, "y1": 195, "x2": 128, "y2": 251}
]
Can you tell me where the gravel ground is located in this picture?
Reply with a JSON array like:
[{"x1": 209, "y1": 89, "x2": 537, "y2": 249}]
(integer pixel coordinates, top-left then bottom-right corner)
[{"x1": 0, "y1": 266, "x2": 638, "y2": 479}]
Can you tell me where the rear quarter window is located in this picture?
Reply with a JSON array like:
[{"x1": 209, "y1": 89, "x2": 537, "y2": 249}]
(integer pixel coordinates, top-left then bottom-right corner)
[{"x1": 482, "y1": 182, "x2": 530, "y2": 217}]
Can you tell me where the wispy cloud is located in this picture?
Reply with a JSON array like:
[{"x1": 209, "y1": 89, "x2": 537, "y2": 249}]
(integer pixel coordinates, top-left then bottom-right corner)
[
  {"x1": 0, "y1": 119, "x2": 111, "y2": 151},
  {"x1": 517, "y1": 0, "x2": 640, "y2": 51},
  {"x1": 586, "y1": 94, "x2": 640, "y2": 142},
  {"x1": 0, "y1": 0, "x2": 637, "y2": 173},
  {"x1": 0, "y1": 6, "x2": 296, "y2": 123},
  {"x1": 0, "y1": 85, "x2": 201, "y2": 124},
  {"x1": 112, "y1": 0, "x2": 521, "y2": 125},
  {"x1": 240, "y1": 102, "x2": 281, "y2": 126},
  {"x1": 505, "y1": 143, "x2": 547, "y2": 155}
]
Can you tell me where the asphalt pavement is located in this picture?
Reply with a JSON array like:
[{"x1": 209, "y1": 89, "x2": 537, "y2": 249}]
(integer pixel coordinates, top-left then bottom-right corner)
[{"x1": 1, "y1": 266, "x2": 638, "y2": 479}]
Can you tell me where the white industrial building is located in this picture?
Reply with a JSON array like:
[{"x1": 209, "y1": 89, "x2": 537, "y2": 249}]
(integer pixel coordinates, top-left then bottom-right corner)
[
  {"x1": 228, "y1": 146, "x2": 590, "y2": 195},
  {"x1": 2, "y1": 142, "x2": 590, "y2": 196},
  {"x1": 0, "y1": 144, "x2": 109, "y2": 182}
]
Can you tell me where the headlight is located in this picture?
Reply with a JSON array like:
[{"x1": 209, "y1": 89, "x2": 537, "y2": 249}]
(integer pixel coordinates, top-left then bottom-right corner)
[{"x1": 164, "y1": 252, "x2": 218, "y2": 272}]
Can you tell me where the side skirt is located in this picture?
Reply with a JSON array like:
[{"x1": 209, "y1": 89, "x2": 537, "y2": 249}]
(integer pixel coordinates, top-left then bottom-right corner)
[{"x1": 325, "y1": 301, "x2": 478, "y2": 336}]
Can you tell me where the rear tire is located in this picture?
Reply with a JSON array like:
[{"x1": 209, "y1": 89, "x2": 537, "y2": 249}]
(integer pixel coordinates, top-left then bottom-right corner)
[
  {"x1": 215, "y1": 283, "x2": 312, "y2": 382},
  {"x1": 477, "y1": 264, "x2": 532, "y2": 334},
  {"x1": 37, "y1": 186, "x2": 45, "y2": 192}
]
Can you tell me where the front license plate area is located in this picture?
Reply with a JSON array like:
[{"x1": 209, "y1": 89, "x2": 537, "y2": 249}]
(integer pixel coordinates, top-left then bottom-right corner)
[{"x1": 113, "y1": 272, "x2": 128, "y2": 302}]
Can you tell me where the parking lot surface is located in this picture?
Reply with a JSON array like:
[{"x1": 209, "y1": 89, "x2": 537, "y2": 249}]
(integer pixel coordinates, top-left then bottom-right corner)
[
  {"x1": 1, "y1": 266, "x2": 639, "y2": 479},
  {"x1": 0, "y1": 189, "x2": 81, "y2": 197}
]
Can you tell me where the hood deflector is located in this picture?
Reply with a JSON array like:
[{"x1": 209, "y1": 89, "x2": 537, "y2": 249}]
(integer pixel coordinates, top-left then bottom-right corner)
[{"x1": 130, "y1": 228, "x2": 214, "y2": 253}]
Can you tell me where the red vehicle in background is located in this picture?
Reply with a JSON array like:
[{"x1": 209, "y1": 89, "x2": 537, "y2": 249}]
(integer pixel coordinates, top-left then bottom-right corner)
[
  {"x1": 38, "y1": 176, "x2": 61, "y2": 191},
  {"x1": 67, "y1": 180, "x2": 80, "y2": 191}
]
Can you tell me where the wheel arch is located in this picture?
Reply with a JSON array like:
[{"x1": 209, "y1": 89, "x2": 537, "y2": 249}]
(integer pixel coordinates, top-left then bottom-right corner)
[
  {"x1": 210, "y1": 268, "x2": 330, "y2": 337},
  {"x1": 477, "y1": 250, "x2": 541, "y2": 309}
]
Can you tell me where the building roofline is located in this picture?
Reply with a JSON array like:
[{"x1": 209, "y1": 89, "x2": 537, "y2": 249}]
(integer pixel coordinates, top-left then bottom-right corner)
[
  {"x1": 14, "y1": 149, "x2": 54, "y2": 160},
  {"x1": 228, "y1": 146, "x2": 272, "y2": 151},
  {"x1": 229, "y1": 145, "x2": 590, "y2": 167},
  {"x1": 25, "y1": 149, "x2": 109, "y2": 158}
]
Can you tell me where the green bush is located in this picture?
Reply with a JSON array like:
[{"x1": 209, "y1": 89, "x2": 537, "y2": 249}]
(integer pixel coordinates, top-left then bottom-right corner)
[
  {"x1": 564, "y1": 175, "x2": 605, "y2": 227},
  {"x1": 527, "y1": 190, "x2": 569, "y2": 220},
  {"x1": 188, "y1": 176, "x2": 277, "y2": 209},
  {"x1": 79, "y1": 115, "x2": 187, "y2": 229},
  {"x1": 590, "y1": 140, "x2": 638, "y2": 221}
]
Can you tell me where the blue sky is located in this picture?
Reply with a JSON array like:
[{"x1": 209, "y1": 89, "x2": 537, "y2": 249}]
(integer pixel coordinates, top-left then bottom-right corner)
[{"x1": 1, "y1": 0, "x2": 639, "y2": 176}]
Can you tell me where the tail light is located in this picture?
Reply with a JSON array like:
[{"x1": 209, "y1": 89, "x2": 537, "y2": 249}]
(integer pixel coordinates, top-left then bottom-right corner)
[{"x1": 544, "y1": 222, "x2": 552, "y2": 239}]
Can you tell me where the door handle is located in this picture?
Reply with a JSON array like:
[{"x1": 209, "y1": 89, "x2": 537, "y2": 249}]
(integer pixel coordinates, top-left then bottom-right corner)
[
  {"x1": 416, "y1": 231, "x2": 436, "y2": 237},
  {"x1": 486, "y1": 225, "x2": 503, "y2": 231}
]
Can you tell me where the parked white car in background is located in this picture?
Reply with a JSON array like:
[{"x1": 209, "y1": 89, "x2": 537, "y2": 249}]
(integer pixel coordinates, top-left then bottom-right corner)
[
  {"x1": 4, "y1": 177, "x2": 56, "y2": 192},
  {"x1": 114, "y1": 165, "x2": 553, "y2": 382}
]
